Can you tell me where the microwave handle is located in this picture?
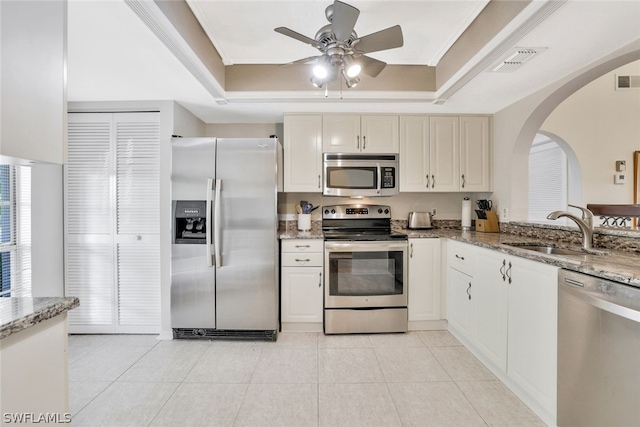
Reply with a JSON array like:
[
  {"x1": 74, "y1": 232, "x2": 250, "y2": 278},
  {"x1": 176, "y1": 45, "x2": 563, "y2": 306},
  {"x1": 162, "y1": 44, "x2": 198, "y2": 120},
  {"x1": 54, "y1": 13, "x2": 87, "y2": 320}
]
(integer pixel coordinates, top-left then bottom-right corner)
[{"x1": 376, "y1": 163, "x2": 381, "y2": 194}]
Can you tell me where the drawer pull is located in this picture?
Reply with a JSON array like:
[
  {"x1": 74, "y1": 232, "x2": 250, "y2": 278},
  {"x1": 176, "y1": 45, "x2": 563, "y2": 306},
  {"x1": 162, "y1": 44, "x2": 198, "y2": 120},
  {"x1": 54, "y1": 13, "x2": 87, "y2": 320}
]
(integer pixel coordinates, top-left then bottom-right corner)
[
  {"x1": 295, "y1": 258, "x2": 311, "y2": 263},
  {"x1": 295, "y1": 245, "x2": 311, "y2": 249},
  {"x1": 455, "y1": 254, "x2": 465, "y2": 260}
]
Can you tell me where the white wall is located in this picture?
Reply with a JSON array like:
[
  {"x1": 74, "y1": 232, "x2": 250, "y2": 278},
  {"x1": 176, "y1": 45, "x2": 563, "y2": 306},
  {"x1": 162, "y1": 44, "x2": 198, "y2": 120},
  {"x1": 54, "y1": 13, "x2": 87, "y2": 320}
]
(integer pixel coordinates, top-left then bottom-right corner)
[
  {"x1": 0, "y1": 1, "x2": 66, "y2": 164},
  {"x1": 540, "y1": 60, "x2": 640, "y2": 205},
  {"x1": 492, "y1": 40, "x2": 640, "y2": 222},
  {"x1": 206, "y1": 123, "x2": 283, "y2": 139},
  {"x1": 280, "y1": 192, "x2": 493, "y2": 221}
]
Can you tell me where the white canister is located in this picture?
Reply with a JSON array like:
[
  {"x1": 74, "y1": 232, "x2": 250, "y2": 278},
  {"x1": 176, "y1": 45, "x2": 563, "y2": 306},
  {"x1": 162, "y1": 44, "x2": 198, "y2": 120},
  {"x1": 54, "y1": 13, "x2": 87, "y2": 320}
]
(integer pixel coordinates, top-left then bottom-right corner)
[{"x1": 297, "y1": 214, "x2": 311, "y2": 231}]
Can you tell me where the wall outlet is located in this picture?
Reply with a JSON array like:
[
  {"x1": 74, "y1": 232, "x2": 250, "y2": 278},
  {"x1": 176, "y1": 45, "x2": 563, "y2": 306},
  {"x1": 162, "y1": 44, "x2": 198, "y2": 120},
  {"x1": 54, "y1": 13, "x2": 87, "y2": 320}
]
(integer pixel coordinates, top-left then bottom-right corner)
[
  {"x1": 432, "y1": 208, "x2": 437, "y2": 216},
  {"x1": 502, "y1": 208, "x2": 509, "y2": 221}
]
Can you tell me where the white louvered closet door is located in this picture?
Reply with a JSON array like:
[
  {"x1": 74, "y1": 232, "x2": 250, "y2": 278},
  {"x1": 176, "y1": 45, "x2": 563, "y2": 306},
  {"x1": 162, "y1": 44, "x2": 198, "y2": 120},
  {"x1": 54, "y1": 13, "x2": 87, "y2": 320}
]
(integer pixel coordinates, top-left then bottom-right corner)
[
  {"x1": 65, "y1": 112, "x2": 160, "y2": 333},
  {"x1": 114, "y1": 113, "x2": 160, "y2": 332}
]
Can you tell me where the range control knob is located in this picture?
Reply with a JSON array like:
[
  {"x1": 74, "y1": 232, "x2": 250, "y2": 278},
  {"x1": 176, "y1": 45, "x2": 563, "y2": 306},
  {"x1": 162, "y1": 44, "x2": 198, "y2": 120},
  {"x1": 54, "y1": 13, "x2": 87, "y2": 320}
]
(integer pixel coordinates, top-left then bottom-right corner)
[
  {"x1": 384, "y1": 209, "x2": 390, "y2": 214},
  {"x1": 331, "y1": 209, "x2": 336, "y2": 214},
  {"x1": 378, "y1": 208, "x2": 383, "y2": 214},
  {"x1": 324, "y1": 209, "x2": 329, "y2": 215}
]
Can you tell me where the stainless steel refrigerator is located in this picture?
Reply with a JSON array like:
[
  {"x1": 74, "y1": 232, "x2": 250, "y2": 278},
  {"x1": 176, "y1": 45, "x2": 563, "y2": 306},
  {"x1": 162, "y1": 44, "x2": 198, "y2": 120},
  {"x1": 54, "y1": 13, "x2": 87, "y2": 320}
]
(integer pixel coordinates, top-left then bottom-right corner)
[{"x1": 170, "y1": 137, "x2": 282, "y2": 340}]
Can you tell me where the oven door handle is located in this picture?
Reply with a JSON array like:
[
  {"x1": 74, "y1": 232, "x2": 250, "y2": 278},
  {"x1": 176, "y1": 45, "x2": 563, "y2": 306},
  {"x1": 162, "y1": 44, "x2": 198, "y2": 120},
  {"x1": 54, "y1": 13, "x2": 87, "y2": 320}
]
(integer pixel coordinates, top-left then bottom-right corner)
[
  {"x1": 376, "y1": 163, "x2": 381, "y2": 194},
  {"x1": 324, "y1": 241, "x2": 407, "y2": 252}
]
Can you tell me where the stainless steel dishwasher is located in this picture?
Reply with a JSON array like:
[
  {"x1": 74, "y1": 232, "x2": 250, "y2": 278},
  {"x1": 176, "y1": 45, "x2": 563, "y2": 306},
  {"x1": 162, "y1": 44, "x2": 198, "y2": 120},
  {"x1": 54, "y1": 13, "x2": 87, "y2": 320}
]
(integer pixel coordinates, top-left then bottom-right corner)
[{"x1": 558, "y1": 269, "x2": 640, "y2": 427}]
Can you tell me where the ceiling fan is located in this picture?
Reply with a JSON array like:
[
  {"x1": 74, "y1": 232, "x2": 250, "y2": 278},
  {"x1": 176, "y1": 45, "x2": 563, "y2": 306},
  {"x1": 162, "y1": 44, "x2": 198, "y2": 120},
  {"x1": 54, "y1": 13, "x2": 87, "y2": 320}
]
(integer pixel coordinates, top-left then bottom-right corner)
[{"x1": 274, "y1": 0, "x2": 404, "y2": 89}]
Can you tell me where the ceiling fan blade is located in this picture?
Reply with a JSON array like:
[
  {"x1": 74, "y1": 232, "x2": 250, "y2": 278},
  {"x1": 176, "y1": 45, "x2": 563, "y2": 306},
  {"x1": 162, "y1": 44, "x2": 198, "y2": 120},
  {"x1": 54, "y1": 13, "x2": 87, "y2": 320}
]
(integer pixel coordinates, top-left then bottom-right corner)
[
  {"x1": 274, "y1": 27, "x2": 320, "y2": 49},
  {"x1": 331, "y1": 1, "x2": 360, "y2": 42},
  {"x1": 359, "y1": 56, "x2": 387, "y2": 77},
  {"x1": 282, "y1": 55, "x2": 324, "y2": 66},
  {"x1": 355, "y1": 25, "x2": 403, "y2": 54}
]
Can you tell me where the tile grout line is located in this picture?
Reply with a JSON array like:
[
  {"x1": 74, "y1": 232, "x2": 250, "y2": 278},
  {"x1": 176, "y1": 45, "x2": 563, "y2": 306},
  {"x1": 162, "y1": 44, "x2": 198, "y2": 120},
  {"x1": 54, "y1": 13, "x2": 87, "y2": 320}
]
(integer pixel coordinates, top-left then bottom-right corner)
[{"x1": 145, "y1": 340, "x2": 214, "y2": 427}]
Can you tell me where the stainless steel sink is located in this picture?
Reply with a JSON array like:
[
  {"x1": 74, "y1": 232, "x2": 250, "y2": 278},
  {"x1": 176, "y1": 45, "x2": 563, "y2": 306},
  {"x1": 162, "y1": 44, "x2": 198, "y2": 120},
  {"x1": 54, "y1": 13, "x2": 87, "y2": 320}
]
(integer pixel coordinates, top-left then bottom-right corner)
[
  {"x1": 513, "y1": 245, "x2": 586, "y2": 256},
  {"x1": 504, "y1": 243, "x2": 609, "y2": 257}
]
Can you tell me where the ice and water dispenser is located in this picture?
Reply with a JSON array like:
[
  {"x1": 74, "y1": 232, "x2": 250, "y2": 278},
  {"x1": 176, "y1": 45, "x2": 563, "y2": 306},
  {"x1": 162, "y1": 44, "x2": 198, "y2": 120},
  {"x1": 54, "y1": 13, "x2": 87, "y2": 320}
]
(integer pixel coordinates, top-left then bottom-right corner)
[{"x1": 173, "y1": 201, "x2": 207, "y2": 244}]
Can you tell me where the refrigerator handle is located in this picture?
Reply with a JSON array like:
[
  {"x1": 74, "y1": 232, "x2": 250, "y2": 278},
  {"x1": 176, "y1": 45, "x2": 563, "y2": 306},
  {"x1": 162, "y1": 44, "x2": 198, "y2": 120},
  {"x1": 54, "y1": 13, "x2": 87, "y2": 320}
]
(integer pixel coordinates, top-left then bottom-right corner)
[
  {"x1": 206, "y1": 178, "x2": 214, "y2": 267},
  {"x1": 214, "y1": 178, "x2": 222, "y2": 268}
]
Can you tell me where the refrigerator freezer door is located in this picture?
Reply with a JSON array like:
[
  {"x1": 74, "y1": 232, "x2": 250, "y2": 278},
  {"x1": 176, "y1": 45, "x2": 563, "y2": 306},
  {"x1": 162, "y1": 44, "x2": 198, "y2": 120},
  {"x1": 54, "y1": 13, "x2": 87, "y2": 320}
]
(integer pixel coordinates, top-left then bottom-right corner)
[
  {"x1": 215, "y1": 138, "x2": 279, "y2": 330},
  {"x1": 170, "y1": 138, "x2": 216, "y2": 329},
  {"x1": 171, "y1": 244, "x2": 216, "y2": 328},
  {"x1": 171, "y1": 138, "x2": 216, "y2": 200}
]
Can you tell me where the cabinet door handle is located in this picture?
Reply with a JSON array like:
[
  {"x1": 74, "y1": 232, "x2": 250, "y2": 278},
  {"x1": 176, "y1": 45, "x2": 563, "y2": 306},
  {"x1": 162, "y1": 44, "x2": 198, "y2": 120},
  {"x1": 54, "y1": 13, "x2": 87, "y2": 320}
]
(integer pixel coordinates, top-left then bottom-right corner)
[
  {"x1": 506, "y1": 261, "x2": 513, "y2": 284},
  {"x1": 317, "y1": 174, "x2": 321, "y2": 189},
  {"x1": 425, "y1": 175, "x2": 430, "y2": 188},
  {"x1": 410, "y1": 243, "x2": 414, "y2": 258},
  {"x1": 431, "y1": 175, "x2": 435, "y2": 189},
  {"x1": 363, "y1": 135, "x2": 366, "y2": 150},
  {"x1": 455, "y1": 254, "x2": 465, "y2": 261},
  {"x1": 294, "y1": 258, "x2": 311, "y2": 263},
  {"x1": 318, "y1": 272, "x2": 322, "y2": 287},
  {"x1": 461, "y1": 174, "x2": 466, "y2": 188},
  {"x1": 357, "y1": 135, "x2": 360, "y2": 149},
  {"x1": 500, "y1": 259, "x2": 506, "y2": 281},
  {"x1": 467, "y1": 283, "x2": 472, "y2": 300}
]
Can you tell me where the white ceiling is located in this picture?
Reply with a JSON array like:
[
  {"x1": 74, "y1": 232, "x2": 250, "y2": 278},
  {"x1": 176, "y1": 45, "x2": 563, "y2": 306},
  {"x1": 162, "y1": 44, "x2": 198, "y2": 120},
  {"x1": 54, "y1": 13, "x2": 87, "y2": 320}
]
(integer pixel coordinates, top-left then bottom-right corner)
[
  {"x1": 67, "y1": 0, "x2": 640, "y2": 124},
  {"x1": 187, "y1": 0, "x2": 489, "y2": 66}
]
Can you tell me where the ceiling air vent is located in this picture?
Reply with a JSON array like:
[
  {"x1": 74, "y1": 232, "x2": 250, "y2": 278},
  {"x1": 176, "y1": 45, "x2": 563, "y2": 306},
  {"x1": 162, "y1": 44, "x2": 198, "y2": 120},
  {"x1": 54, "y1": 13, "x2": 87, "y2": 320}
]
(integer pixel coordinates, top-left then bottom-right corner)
[
  {"x1": 616, "y1": 75, "x2": 640, "y2": 90},
  {"x1": 492, "y1": 48, "x2": 545, "y2": 73}
]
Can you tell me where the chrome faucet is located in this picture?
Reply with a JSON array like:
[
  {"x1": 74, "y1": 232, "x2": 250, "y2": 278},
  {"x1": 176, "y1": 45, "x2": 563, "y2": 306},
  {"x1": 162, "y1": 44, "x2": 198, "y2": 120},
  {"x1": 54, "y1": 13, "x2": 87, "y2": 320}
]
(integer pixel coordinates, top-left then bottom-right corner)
[{"x1": 546, "y1": 204, "x2": 594, "y2": 249}]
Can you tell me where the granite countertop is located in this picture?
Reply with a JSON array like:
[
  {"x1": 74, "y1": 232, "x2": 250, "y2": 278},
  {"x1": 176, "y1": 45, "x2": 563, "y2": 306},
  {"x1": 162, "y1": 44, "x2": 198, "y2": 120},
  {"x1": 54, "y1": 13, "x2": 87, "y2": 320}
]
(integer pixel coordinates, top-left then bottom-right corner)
[
  {"x1": 280, "y1": 227, "x2": 640, "y2": 288},
  {"x1": 0, "y1": 297, "x2": 80, "y2": 340},
  {"x1": 404, "y1": 228, "x2": 640, "y2": 288}
]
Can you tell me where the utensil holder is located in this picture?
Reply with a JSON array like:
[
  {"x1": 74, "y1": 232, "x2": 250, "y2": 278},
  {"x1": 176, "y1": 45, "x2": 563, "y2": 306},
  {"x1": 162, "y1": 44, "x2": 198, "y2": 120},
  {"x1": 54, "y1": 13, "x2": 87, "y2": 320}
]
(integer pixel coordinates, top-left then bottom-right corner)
[
  {"x1": 297, "y1": 214, "x2": 311, "y2": 231},
  {"x1": 476, "y1": 211, "x2": 500, "y2": 233}
]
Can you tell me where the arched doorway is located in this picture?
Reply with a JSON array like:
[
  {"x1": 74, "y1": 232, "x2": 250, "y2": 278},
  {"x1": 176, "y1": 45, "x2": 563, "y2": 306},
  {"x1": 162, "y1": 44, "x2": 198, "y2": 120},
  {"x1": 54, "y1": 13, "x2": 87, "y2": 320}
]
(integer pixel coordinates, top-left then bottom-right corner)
[{"x1": 500, "y1": 41, "x2": 640, "y2": 221}]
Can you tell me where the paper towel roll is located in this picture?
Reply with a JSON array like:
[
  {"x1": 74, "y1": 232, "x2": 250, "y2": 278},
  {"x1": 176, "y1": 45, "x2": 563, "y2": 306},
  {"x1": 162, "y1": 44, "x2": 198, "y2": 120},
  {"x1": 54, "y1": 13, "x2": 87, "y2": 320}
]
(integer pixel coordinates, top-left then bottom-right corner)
[{"x1": 462, "y1": 197, "x2": 472, "y2": 230}]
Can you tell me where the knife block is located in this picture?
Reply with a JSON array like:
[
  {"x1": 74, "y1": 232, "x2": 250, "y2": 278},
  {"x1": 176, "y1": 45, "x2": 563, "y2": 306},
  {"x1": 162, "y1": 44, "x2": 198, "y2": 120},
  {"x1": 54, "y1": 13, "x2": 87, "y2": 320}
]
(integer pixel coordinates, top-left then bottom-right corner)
[{"x1": 476, "y1": 211, "x2": 500, "y2": 233}]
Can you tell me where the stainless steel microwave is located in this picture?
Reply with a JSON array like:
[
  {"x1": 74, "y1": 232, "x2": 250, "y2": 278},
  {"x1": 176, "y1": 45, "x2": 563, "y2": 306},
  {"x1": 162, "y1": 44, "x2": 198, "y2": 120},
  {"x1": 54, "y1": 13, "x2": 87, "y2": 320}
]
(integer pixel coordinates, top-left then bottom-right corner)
[{"x1": 323, "y1": 153, "x2": 399, "y2": 197}]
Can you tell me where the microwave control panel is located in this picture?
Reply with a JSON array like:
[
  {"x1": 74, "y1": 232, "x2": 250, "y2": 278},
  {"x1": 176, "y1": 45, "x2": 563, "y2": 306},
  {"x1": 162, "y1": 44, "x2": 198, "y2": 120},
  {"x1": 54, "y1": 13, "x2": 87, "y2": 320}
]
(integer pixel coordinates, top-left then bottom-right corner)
[{"x1": 382, "y1": 167, "x2": 395, "y2": 188}]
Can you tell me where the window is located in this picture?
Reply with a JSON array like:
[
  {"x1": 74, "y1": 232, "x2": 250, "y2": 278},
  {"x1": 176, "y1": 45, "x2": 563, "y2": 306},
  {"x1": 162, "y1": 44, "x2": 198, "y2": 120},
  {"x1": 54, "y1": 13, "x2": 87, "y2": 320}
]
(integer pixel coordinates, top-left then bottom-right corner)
[
  {"x1": 0, "y1": 165, "x2": 31, "y2": 297},
  {"x1": 528, "y1": 135, "x2": 568, "y2": 222}
]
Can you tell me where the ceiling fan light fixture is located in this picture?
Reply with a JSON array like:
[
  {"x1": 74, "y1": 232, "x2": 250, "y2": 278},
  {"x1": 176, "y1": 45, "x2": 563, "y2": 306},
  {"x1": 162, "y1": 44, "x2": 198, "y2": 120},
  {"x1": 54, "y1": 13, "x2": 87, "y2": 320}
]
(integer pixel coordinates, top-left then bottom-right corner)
[
  {"x1": 310, "y1": 75, "x2": 325, "y2": 88},
  {"x1": 342, "y1": 69, "x2": 360, "y2": 88},
  {"x1": 313, "y1": 64, "x2": 328, "y2": 79},
  {"x1": 343, "y1": 56, "x2": 361, "y2": 78}
]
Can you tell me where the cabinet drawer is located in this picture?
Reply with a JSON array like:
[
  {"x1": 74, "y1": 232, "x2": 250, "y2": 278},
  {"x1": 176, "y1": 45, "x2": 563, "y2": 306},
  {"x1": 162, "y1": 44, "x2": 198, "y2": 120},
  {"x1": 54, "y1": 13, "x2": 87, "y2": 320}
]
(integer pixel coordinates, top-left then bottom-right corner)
[
  {"x1": 281, "y1": 252, "x2": 323, "y2": 267},
  {"x1": 448, "y1": 241, "x2": 474, "y2": 276},
  {"x1": 281, "y1": 240, "x2": 323, "y2": 253}
]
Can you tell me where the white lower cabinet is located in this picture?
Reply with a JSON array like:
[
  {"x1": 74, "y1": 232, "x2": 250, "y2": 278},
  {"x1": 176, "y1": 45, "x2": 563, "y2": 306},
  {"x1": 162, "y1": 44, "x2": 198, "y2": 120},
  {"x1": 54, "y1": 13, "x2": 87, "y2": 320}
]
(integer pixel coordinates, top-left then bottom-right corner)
[
  {"x1": 447, "y1": 240, "x2": 558, "y2": 426},
  {"x1": 280, "y1": 239, "x2": 324, "y2": 332},
  {"x1": 407, "y1": 239, "x2": 441, "y2": 328}
]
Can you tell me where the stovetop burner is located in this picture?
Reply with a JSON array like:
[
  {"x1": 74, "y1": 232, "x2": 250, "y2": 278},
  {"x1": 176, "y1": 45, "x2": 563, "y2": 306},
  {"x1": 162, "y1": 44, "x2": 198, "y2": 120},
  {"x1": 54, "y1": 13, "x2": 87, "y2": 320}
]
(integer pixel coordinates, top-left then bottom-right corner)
[{"x1": 322, "y1": 204, "x2": 407, "y2": 241}]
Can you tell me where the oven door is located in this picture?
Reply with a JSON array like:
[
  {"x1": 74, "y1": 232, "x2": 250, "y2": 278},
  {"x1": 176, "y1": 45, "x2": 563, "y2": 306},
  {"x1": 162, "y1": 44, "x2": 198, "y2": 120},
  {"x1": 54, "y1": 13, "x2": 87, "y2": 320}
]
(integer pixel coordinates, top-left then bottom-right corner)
[{"x1": 324, "y1": 241, "x2": 407, "y2": 308}]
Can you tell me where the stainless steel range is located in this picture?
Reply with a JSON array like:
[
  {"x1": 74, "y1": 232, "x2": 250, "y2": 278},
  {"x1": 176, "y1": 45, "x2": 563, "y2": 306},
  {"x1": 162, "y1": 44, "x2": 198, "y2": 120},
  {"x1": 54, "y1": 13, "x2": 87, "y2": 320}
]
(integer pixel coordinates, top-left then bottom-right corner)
[{"x1": 323, "y1": 204, "x2": 408, "y2": 334}]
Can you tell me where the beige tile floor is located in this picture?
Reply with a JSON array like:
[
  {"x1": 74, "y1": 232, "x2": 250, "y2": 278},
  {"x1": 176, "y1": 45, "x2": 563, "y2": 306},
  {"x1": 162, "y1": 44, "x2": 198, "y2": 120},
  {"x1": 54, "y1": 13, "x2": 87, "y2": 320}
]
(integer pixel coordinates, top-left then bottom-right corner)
[{"x1": 68, "y1": 331, "x2": 546, "y2": 427}]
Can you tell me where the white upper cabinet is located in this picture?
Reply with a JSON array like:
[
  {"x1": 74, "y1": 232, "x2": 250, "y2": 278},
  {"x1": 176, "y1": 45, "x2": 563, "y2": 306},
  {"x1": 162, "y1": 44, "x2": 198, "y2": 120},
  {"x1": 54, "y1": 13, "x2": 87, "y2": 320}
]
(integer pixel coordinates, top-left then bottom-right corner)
[
  {"x1": 429, "y1": 116, "x2": 460, "y2": 192},
  {"x1": 284, "y1": 115, "x2": 323, "y2": 193},
  {"x1": 400, "y1": 115, "x2": 491, "y2": 192},
  {"x1": 460, "y1": 116, "x2": 491, "y2": 191},
  {"x1": 323, "y1": 115, "x2": 399, "y2": 153},
  {"x1": 399, "y1": 116, "x2": 430, "y2": 191}
]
